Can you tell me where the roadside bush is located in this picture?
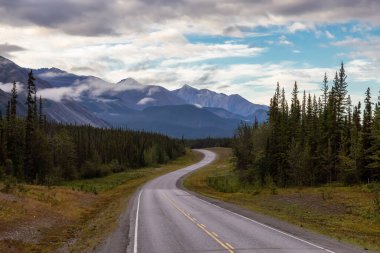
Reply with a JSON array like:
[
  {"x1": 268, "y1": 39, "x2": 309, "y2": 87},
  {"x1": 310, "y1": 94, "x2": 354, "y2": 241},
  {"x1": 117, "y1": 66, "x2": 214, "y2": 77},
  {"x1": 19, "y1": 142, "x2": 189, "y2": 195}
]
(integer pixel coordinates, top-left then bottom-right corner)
[
  {"x1": 207, "y1": 173, "x2": 241, "y2": 193},
  {"x1": 4, "y1": 159, "x2": 13, "y2": 175},
  {"x1": 320, "y1": 188, "x2": 334, "y2": 201},
  {"x1": 264, "y1": 174, "x2": 278, "y2": 195},
  {"x1": 1, "y1": 175, "x2": 17, "y2": 193},
  {"x1": 109, "y1": 159, "x2": 126, "y2": 173},
  {"x1": 368, "y1": 182, "x2": 380, "y2": 214},
  {"x1": 80, "y1": 161, "x2": 112, "y2": 179},
  {"x1": 0, "y1": 166, "x2": 4, "y2": 180}
]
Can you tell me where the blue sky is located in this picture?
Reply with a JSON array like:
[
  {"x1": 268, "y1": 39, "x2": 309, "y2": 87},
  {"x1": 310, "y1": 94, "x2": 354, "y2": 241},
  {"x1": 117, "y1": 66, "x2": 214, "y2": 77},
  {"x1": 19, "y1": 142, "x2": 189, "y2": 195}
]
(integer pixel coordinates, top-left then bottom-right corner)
[{"x1": 0, "y1": 0, "x2": 379, "y2": 105}]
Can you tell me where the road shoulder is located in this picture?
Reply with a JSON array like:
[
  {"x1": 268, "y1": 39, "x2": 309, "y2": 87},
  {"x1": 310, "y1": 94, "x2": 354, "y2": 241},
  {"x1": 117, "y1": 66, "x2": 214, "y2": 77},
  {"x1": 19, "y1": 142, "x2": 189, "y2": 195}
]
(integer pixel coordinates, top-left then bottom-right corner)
[{"x1": 178, "y1": 149, "x2": 371, "y2": 253}]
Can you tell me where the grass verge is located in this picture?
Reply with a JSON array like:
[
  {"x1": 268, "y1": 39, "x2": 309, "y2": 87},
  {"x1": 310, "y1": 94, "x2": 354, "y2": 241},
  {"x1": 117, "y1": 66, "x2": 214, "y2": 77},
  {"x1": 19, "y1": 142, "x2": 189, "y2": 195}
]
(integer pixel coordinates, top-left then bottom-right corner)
[
  {"x1": 0, "y1": 149, "x2": 203, "y2": 253},
  {"x1": 184, "y1": 147, "x2": 380, "y2": 252}
]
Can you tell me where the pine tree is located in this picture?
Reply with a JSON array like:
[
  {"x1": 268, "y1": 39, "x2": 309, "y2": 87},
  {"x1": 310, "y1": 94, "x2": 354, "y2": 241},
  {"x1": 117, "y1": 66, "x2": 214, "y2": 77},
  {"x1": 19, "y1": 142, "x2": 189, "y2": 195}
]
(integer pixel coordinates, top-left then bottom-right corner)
[
  {"x1": 361, "y1": 87, "x2": 373, "y2": 181},
  {"x1": 10, "y1": 81, "x2": 17, "y2": 118},
  {"x1": 334, "y1": 63, "x2": 348, "y2": 125},
  {"x1": 290, "y1": 82, "x2": 301, "y2": 140},
  {"x1": 368, "y1": 91, "x2": 380, "y2": 180},
  {"x1": 322, "y1": 73, "x2": 329, "y2": 108},
  {"x1": 6, "y1": 101, "x2": 10, "y2": 121},
  {"x1": 24, "y1": 70, "x2": 37, "y2": 182},
  {"x1": 39, "y1": 96, "x2": 44, "y2": 128}
]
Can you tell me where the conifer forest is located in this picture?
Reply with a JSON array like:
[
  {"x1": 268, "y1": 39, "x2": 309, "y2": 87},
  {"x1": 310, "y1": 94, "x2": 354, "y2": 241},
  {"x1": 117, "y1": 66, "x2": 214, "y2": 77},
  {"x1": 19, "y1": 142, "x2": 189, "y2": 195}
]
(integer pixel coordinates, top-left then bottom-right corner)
[
  {"x1": 233, "y1": 63, "x2": 380, "y2": 186},
  {"x1": 0, "y1": 71, "x2": 185, "y2": 184}
]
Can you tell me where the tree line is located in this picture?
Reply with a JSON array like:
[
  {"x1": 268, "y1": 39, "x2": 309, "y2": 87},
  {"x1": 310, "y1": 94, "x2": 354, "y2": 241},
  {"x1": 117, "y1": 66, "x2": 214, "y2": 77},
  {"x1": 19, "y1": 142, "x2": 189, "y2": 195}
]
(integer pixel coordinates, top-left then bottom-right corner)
[
  {"x1": 0, "y1": 71, "x2": 185, "y2": 184},
  {"x1": 233, "y1": 63, "x2": 380, "y2": 187}
]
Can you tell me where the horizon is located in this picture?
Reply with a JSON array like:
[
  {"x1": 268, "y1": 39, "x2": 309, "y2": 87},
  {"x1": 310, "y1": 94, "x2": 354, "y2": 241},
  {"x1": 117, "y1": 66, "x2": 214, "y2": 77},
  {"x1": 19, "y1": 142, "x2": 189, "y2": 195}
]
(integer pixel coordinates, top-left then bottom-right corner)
[{"x1": 0, "y1": 1, "x2": 379, "y2": 105}]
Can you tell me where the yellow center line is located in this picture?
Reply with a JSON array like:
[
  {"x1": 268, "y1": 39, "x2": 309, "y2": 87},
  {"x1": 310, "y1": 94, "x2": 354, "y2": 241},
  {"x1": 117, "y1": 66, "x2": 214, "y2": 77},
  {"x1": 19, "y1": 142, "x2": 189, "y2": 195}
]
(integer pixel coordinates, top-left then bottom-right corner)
[
  {"x1": 226, "y1": 243, "x2": 235, "y2": 250},
  {"x1": 163, "y1": 193, "x2": 234, "y2": 253}
]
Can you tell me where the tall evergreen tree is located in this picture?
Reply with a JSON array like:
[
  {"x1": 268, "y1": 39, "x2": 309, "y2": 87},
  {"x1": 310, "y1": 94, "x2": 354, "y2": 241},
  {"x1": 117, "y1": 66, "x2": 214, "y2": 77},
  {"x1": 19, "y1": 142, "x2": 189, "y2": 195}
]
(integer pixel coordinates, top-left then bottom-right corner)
[
  {"x1": 368, "y1": 91, "x2": 380, "y2": 180},
  {"x1": 10, "y1": 81, "x2": 17, "y2": 118},
  {"x1": 322, "y1": 73, "x2": 329, "y2": 108},
  {"x1": 39, "y1": 96, "x2": 44, "y2": 128},
  {"x1": 24, "y1": 70, "x2": 37, "y2": 182},
  {"x1": 361, "y1": 88, "x2": 373, "y2": 181},
  {"x1": 290, "y1": 82, "x2": 301, "y2": 140}
]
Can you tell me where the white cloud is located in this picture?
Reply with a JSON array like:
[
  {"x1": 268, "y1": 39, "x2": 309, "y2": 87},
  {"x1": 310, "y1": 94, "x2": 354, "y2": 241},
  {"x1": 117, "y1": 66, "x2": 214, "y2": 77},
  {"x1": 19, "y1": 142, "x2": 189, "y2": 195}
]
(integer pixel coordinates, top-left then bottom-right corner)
[
  {"x1": 38, "y1": 87, "x2": 75, "y2": 102},
  {"x1": 325, "y1": 31, "x2": 335, "y2": 39},
  {"x1": 278, "y1": 35, "x2": 293, "y2": 46},
  {"x1": 137, "y1": 97, "x2": 156, "y2": 105},
  {"x1": 288, "y1": 22, "x2": 308, "y2": 33},
  {"x1": 1, "y1": 1, "x2": 380, "y2": 107},
  {"x1": 0, "y1": 82, "x2": 23, "y2": 93}
]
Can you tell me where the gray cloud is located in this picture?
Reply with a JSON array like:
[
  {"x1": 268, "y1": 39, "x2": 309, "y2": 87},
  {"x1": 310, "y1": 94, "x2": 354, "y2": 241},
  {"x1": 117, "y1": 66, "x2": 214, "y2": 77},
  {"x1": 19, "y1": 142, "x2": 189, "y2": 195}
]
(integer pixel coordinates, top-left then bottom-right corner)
[
  {"x1": 0, "y1": 43, "x2": 25, "y2": 57},
  {"x1": 0, "y1": 0, "x2": 116, "y2": 36},
  {"x1": 216, "y1": 84, "x2": 230, "y2": 90},
  {"x1": 1, "y1": 0, "x2": 380, "y2": 36}
]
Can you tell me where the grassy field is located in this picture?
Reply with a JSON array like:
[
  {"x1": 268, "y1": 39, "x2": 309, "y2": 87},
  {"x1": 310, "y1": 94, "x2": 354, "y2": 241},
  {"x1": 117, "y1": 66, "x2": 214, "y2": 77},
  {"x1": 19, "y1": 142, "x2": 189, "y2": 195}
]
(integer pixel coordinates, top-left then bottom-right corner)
[
  {"x1": 184, "y1": 147, "x2": 380, "y2": 252},
  {"x1": 0, "y1": 149, "x2": 203, "y2": 253}
]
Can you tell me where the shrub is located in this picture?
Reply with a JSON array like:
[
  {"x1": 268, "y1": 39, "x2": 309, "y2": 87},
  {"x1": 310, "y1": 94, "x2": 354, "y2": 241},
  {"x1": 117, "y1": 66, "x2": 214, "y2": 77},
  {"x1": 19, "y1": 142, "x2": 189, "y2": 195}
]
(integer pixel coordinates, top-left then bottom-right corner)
[
  {"x1": 80, "y1": 161, "x2": 112, "y2": 179},
  {"x1": 109, "y1": 159, "x2": 126, "y2": 173},
  {"x1": 0, "y1": 166, "x2": 4, "y2": 180},
  {"x1": 207, "y1": 173, "x2": 241, "y2": 193},
  {"x1": 1, "y1": 175, "x2": 17, "y2": 193}
]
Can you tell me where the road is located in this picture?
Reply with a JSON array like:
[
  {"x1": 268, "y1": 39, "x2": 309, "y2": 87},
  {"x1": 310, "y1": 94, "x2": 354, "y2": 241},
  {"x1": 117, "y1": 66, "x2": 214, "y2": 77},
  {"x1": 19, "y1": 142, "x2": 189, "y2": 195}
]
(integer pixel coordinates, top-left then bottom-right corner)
[{"x1": 113, "y1": 149, "x2": 367, "y2": 253}]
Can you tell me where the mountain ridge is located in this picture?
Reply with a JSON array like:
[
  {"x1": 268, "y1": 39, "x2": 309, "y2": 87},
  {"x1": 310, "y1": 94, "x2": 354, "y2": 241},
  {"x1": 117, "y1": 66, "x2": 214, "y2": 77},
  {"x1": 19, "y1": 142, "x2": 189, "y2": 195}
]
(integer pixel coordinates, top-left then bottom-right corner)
[{"x1": 0, "y1": 56, "x2": 268, "y2": 138}]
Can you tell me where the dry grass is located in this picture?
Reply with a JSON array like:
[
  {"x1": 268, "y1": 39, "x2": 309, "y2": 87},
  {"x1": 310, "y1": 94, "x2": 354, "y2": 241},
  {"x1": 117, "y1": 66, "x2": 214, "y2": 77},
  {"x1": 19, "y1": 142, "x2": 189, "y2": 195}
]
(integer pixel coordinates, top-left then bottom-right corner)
[
  {"x1": 184, "y1": 147, "x2": 380, "y2": 252},
  {"x1": 0, "y1": 149, "x2": 203, "y2": 253}
]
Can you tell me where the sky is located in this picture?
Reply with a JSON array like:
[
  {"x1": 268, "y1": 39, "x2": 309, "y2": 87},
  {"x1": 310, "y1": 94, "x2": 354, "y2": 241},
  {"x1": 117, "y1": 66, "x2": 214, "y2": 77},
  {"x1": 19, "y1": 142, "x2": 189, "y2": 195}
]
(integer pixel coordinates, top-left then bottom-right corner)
[{"x1": 0, "y1": 0, "x2": 379, "y2": 105}]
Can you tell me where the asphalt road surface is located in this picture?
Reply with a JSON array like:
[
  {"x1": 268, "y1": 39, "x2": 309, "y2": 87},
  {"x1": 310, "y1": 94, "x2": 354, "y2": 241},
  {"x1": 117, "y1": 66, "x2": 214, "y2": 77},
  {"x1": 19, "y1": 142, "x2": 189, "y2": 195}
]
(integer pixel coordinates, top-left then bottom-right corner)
[{"x1": 114, "y1": 149, "x2": 368, "y2": 253}]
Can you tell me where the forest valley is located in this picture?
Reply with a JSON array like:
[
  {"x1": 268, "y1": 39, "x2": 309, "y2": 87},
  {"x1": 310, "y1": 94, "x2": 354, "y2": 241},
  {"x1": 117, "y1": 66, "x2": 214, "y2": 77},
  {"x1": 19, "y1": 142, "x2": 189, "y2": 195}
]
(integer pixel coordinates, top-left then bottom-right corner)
[
  {"x1": 0, "y1": 71, "x2": 185, "y2": 186},
  {"x1": 233, "y1": 63, "x2": 380, "y2": 187}
]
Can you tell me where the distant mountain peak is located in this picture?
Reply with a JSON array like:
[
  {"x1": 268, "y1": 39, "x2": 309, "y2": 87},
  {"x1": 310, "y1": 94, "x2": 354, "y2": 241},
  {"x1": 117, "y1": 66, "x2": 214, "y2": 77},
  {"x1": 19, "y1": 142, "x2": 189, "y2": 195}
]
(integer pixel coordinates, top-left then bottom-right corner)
[
  {"x1": 37, "y1": 67, "x2": 67, "y2": 74},
  {"x1": 173, "y1": 84, "x2": 268, "y2": 117},
  {"x1": 0, "y1": 56, "x2": 17, "y2": 66},
  {"x1": 117, "y1": 77, "x2": 142, "y2": 86},
  {"x1": 181, "y1": 84, "x2": 197, "y2": 90}
]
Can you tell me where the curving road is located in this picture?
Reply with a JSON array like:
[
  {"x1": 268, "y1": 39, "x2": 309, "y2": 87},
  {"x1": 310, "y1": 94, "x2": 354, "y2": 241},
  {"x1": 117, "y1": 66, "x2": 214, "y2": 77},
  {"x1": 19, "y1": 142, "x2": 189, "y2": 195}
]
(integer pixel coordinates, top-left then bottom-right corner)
[{"x1": 102, "y1": 149, "x2": 368, "y2": 253}]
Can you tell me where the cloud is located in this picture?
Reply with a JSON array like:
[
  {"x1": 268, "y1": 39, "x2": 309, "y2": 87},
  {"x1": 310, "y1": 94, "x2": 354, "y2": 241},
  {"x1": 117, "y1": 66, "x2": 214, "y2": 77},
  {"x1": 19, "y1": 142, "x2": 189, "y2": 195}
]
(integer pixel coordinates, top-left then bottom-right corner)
[
  {"x1": 1, "y1": 0, "x2": 380, "y2": 37},
  {"x1": 278, "y1": 35, "x2": 293, "y2": 46},
  {"x1": 137, "y1": 97, "x2": 156, "y2": 105},
  {"x1": 0, "y1": 43, "x2": 25, "y2": 57},
  {"x1": 1, "y1": 0, "x2": 380, "y2": 107},
  {"x1": 331, "y1": 36, "x2": 380, "y2": 60},
  {"x1": 325, "y1": 31, "x2": 335, "y2": 39},
  {"x1": 288, "y1": 22, "x2": 308, "y2": 33},
  {"x1": 0, "y1": 82, "x2": 23, "y2": 93}
]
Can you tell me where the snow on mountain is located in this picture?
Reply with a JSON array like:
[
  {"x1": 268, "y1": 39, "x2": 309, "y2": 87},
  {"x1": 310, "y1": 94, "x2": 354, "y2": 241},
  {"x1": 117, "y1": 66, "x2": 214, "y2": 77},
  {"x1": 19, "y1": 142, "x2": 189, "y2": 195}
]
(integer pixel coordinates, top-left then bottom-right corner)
[{"x1": 172, "y1": 84, "x2": 268, "y2": 118}]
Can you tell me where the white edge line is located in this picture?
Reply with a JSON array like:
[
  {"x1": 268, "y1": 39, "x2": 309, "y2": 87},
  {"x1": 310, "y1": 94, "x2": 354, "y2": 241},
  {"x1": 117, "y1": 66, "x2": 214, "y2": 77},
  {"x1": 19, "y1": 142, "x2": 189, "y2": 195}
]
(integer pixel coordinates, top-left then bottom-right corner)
[
  {"x1": 194, "y1": 196, "x2": 335, "y2": 253},
  {"x1": 133, "y1": 190, "x2": 143, "y2": 253}
]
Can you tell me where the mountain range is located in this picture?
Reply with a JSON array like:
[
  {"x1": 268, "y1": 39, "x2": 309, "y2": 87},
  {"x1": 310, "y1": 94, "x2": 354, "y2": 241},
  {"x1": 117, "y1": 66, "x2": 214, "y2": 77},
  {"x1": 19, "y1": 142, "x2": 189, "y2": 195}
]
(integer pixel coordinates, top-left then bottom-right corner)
[{"x1": 0, "y1": 56, "x2": 268, "y2": 138}]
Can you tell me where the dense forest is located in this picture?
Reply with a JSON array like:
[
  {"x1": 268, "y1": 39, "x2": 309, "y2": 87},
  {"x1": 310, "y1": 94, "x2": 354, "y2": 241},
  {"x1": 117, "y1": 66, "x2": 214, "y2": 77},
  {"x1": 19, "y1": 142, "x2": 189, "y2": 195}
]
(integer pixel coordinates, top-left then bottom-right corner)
[
  {"x1": 233, "y1": 63, "x2": 380, "y2": 187},
  {"x1": 185, "y1": 137, "x2": 232, "y2": 149},
  {"x1": 0, "y1": 71, "x2": 185, "y2": 184}
]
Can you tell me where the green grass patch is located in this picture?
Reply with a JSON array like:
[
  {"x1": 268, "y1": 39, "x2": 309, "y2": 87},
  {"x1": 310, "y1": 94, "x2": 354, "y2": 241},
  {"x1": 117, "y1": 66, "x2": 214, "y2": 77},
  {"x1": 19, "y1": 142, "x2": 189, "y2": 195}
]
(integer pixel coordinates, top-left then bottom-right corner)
[
  {"x1": 184, "y1": 147, "x2": 380, "y2": 252},
  {"x1": 61, "y1": 170, "x2": 146, "y2": 194},
  {"x1": 0, "y1": 149, "x2": 203, "y2": 253}
]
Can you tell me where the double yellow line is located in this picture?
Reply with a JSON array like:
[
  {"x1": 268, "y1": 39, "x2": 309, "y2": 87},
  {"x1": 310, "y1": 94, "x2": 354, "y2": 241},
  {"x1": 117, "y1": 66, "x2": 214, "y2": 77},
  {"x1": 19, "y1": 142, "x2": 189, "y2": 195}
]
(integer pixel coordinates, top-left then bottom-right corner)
[{"x1": 163, "y1": 193, "x2": 235, "y2": 253}]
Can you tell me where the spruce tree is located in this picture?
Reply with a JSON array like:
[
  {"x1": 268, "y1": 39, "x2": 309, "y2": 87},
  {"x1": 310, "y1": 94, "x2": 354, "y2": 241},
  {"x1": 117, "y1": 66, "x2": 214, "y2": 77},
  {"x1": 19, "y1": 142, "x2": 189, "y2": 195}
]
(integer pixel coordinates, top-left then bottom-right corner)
[
  {"x1": 39, "y1": 96, "x2": 44, "y2": 128},
  {"x1": 24, "y1": 70, "x2": 37, "y2": 182},
  {"x1": 322, "y1": 73, "x2": 329, "y2": 108},
  {"x1": 290, "y1": 82, "x2": 301, "y2": 140},
  {"x1": 10, "y1": 81, "x2": 17, "y2": 118},
  {"x1": 368, "y1": 91, "x2": 380, "y2": 180},
  {"x1": 361, "y1": 87, "x2": 373, "y2": 181},
  {"x1": 6, "y1": 101, "x2": 10, "y2": 121}
]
